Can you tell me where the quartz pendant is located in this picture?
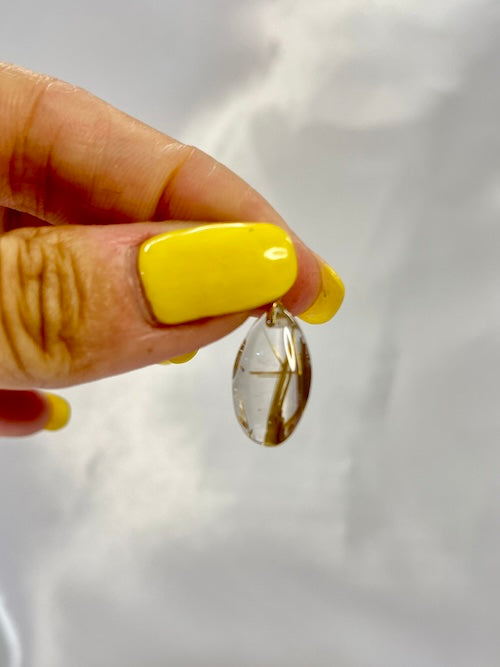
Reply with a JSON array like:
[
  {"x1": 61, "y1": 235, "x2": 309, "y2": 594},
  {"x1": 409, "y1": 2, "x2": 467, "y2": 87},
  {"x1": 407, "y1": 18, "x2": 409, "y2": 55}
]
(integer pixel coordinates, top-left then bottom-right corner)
[{"x1": 232, "y1": 302, "x2": 312, "y2": 446}]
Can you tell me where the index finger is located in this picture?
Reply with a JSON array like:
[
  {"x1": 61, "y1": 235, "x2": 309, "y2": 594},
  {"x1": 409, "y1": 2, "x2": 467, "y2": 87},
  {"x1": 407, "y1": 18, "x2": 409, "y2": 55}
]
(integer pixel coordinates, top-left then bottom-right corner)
[
  {"x1": 0, "y1": 63, "x2": 342, "y2": 318},
  {"x1": 1, "y1": 63, "x2": 259, "y2": 225}
]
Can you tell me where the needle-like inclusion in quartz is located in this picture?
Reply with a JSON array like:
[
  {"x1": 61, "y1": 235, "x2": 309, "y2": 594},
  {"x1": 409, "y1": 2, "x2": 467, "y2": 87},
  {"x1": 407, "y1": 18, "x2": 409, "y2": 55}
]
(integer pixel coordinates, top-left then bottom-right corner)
[{"x1": 232, "y1": 302, "x2": 312, "y2": 446}]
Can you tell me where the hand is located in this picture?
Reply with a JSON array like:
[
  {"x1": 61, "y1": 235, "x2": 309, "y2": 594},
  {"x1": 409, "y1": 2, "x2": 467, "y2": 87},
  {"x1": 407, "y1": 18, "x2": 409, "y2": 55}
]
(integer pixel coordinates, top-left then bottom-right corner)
[{"x1": 0, "y1": 63, "x2": 344, "y2": 436}]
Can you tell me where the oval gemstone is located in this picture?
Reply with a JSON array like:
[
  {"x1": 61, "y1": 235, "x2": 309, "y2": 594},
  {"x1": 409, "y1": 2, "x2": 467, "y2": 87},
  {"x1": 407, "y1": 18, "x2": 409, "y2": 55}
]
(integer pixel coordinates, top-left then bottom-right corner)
[{"x1": 232, "y1": 302, "x2": 312, "y2": 446}]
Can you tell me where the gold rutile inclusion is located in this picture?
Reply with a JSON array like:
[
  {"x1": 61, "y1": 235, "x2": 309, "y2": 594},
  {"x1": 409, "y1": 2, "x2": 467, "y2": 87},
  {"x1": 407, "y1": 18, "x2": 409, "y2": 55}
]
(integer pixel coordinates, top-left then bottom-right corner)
[{"x1": 232, "y1": 302, "x2": 312, "y2": 446}]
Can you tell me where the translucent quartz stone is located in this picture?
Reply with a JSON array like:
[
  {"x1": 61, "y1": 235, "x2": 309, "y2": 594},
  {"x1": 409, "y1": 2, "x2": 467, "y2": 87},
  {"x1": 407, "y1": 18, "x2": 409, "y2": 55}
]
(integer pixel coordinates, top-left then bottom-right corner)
[{"x1": 232, "y1": 302, "x2": 312, "y2": 446}]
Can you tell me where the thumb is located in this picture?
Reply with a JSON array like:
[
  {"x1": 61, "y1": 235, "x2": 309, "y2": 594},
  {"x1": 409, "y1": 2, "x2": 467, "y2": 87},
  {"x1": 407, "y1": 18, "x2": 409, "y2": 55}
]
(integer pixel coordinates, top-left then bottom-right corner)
[{"x1": 0, "y1": 220, "x2": 316, "y2": 389}]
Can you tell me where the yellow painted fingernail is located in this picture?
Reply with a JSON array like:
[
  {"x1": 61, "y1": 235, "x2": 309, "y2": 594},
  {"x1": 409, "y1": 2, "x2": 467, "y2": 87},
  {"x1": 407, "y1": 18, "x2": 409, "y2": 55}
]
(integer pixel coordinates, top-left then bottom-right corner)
[
  {"x1": 43, "y1": 393, "x2": 71, "y2": 431},
  {"x1": 299, "y1": 261, "x2": 345, "y2": 324},
  {"x1": 138, "y1": 223, "x2": 297, "y2": 324},
  {"x1": 160, "y1": 351, "x2": 198, "y2": 365}
]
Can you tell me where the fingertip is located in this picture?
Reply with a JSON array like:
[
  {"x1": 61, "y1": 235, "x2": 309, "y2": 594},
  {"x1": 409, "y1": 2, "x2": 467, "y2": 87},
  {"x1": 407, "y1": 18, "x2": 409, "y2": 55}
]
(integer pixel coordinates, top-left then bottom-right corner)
[
  {"x1": 43, "y1": 393, "x2": 71, "y2": 431},
  {"x1": 298, "y1": 260, "x2": 345, "y2": 324},
  {"x1": 159, "y1": 351, "x2": 199, "y2": 365},
  {"x1": 0, "y1": 390, "x2": 49, "y2": 437},
  {"x1": 280, "y1": 237, "x2": 323, "y2": 316}
]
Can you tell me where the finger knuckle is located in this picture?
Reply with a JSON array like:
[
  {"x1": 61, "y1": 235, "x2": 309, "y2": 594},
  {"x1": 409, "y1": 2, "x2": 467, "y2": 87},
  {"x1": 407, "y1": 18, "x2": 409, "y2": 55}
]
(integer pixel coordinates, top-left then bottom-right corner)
[{"x1": 0, "y1": 227, "x2": 85, "y2": 385}]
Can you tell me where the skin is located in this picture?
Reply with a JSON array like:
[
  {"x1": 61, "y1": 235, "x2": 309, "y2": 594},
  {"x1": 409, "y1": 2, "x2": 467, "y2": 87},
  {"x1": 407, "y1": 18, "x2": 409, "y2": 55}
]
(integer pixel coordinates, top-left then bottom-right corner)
[{"x1": 0, "y1": 63, "x2": 322, "y2": 436}]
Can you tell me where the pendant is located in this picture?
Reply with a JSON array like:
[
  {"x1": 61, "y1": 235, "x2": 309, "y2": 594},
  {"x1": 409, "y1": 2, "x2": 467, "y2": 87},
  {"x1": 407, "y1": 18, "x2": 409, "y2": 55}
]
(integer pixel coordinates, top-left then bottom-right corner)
[{"x1": 232, "y1": 302, "x2": 312, "y2": 446}]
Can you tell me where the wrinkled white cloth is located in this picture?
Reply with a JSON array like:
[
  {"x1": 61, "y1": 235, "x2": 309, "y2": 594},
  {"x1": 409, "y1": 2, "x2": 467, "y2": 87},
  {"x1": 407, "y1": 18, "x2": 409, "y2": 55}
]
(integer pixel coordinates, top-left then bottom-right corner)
[{"x1": 1, "y1": 1, "x2": 499, "y2": 665}]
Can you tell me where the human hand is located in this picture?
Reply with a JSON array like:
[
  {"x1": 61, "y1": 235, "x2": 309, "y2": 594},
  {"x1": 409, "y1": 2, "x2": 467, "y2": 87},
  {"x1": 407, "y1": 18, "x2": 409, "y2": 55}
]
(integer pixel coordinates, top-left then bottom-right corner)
[{"x1": 0, "y1": 63, "x2": 344, "y2": 436}]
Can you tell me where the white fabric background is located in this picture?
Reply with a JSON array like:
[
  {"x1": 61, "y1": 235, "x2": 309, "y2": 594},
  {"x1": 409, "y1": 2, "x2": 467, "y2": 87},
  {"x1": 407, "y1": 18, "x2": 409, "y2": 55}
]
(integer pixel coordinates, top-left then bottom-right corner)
[{"x1": 1, "y1": 1, "x2": 500, "y2": 665}]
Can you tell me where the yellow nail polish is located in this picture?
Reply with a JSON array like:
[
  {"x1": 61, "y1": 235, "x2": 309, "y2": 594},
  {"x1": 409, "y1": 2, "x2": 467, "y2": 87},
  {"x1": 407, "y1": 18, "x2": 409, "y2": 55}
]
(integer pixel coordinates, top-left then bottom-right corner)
[
  {"x1": 44, "y1": 393, "x2": 71, "y2": 431},
  {"x1": 138, "y1": 223, "x2": 297, "y2": 324},
  {"x1": 160, "y1": 351, "x2": 198, "y2": 365},
  {"x1": 299, "y1": 262, "x2": 345, "y2": 324}
]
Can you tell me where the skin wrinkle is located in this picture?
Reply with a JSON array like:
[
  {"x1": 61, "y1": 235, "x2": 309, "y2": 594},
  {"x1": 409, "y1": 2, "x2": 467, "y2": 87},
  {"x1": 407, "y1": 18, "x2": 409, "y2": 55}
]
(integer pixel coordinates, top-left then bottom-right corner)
[
  {"x1": 66, "y1": 250, "x2": 84, "y2": 335},
  {"x1": 38, "y1": 123, "x2": 61, "y2": 223},
  {"x1": 6, "y1": 77, "x2": 54, "y2": 214},
  {"x1": 0, "y1": 237, "x2": 25, "y2": 376},
  {"x1": 0, "y1": 228, "x2": 83, "y2": 384},
  {"x1": 6, "y1": 119, "x2": 18, "y2": 210},
  {"x1": 15, "y1": 231, "x2": 45, "y2": 366},
  {"x1": 24, "y1": 82, "x2": 50, "y2": 219},
  {"x1": 16, "y1": 232, "x2": 40, "y2": 352},
  {"x1": 37, "y1": 233, "x2": 48, "y2": 354},
  {"x1": 56, "y1": 239, "x2": 85, "y2": 359},
  {"x1": 37, "y1": 231, "x2": 78, "y2": 375},
  {"x1": 152, "y1": 144, "x2": 197, "y2": 222}
]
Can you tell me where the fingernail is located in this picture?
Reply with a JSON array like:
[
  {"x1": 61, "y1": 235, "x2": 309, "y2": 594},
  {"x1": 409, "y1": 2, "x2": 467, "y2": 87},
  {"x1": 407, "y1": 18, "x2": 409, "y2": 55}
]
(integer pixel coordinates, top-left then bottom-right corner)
[
  {"x1": 160, "y1": 351, "x2": 198, "y2": 365},
  {"x1": 43, "y1": 393, "x2": 71, "y2": 431},
  {"x1": 299, "y1": 261, "x2": 345, "y2": 324},
  {"x1": 138, "y1": 223, "x2": 297, "y2": 324}
]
